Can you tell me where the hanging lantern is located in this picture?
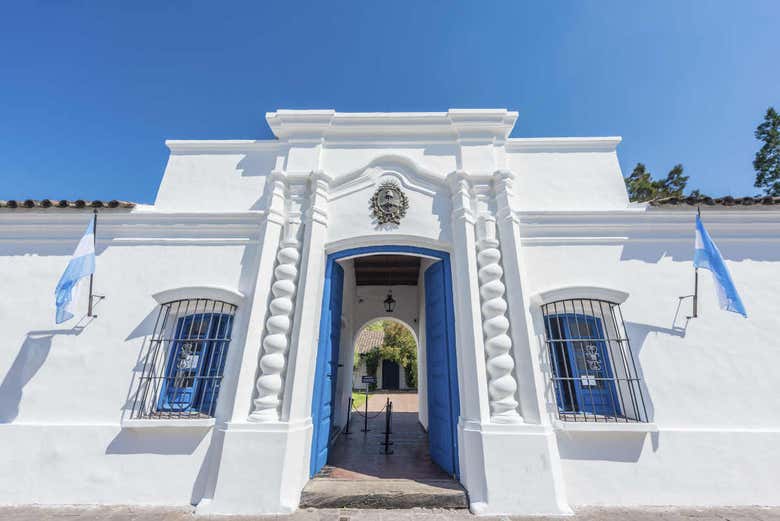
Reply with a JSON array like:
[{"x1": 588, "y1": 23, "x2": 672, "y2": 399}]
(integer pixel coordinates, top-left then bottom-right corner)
[{"x1": 384, "y1": 289, "x2": 396, "y2": 313}]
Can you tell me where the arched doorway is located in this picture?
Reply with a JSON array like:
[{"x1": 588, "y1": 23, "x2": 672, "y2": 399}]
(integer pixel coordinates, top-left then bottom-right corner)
[
  {"x1": 353, "y1": 318, "x2": 417, "y2": 392},
  {"x1": 309, "y1": 246, "x2": 460, "y2": 480}
]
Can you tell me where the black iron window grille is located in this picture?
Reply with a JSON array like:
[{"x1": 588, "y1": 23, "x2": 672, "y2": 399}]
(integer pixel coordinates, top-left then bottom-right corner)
[
  {"x1": 130, "y1": 298, "x2": 237, "y2": 420},
  {"x1": 542, "y1": 298, "x2": 648, "y2": 423}
]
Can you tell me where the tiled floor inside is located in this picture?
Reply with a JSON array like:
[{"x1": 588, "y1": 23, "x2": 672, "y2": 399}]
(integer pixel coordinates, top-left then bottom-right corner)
[{"x1": 316, "y1": 392, "x2": 451, "y2": 481}]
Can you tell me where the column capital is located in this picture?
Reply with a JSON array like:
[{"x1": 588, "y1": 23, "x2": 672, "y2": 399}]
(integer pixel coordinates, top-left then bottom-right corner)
[
  {"x1": 306, "y1": 171, "x2": 330, "y2": 226},
  {"x1": 447, "y1": 170, "x2": 475, "y2": 224}
]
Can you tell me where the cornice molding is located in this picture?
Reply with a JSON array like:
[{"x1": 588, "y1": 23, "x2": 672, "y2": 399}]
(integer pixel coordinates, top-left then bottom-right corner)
[
  {"x1": 530, "y1": 286, "x2": 630, "y2": 307},
  {"x1": 517, "y1": 209, "x2": 780, "y2": 244},
  {"x1": 506, "y1": 136, "x2": 622, "y2": 153},
  {"x1": 265, "y1": 109, "x2": 518, "y2": 143},
  {"x1": 153, "y1": 285, "x2": 246, "y2": 307},
  {"x1": 166, "y1": 140, "x2": 280, "y2": 153},
  {"x1": 0, "y1": 211, "x2": 266, "y2": 244}
]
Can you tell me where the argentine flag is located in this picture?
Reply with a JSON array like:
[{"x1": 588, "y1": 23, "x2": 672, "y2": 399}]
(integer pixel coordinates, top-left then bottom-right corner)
[
  {"x1": 55, "y1": 217, "x2": 96, "y2": 323},
  {"x1": 694, "y1": 214, "x2": 747, "y2": 317}
]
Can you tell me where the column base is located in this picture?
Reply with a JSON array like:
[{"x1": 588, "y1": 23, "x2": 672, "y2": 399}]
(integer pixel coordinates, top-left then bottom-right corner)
[
  {"x1": 196, "y1": 419, "x2": 312, "y2": 515},
  {"x1": 459, "y1": 420, "x2": 572, "y2": 516}
]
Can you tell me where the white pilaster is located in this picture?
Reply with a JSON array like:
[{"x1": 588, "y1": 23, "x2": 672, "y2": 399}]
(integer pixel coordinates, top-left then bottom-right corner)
[
  {"x1": 445, "y1": 171, "x2": 492, "y2": 509},
  {"x1": 492, "y1": 169, "x2": 551, "y2": 423},
  {"x1": 250, "y1": 183, "x2": 305, "y2": 422},
  {"x1": 457, "y1": 169, "x2": 571, "y2": 516},
  {"x1": 284, "y1": 171, "x2": 331, "y2": 425},
  {"x1": 446, "y1": 171, "x2": 491, "y2": 425},
  {"x1": 228, "y1": 173, "x2": 286, "y2": 421}
]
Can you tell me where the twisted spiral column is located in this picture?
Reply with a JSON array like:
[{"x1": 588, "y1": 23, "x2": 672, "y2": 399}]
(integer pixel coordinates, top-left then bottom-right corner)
[
  {"x1": 251, "y1": 227, "x2": 301, "y2": 421},
  {"x1": 477, "y1": 217, "x2": 522, "y2": 423}
]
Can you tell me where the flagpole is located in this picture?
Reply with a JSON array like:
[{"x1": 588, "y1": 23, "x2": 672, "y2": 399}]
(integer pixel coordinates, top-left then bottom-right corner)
[
  {"x1": 692, "y1": 206, "x2": 700, "y2": 318},
  {"x1": 87, "y1": 209, "x2": 97, "y2": 317}
]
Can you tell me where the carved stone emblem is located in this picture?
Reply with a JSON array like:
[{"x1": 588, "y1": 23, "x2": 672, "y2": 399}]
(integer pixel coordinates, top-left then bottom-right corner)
[{"x1": 370, "y1": 181, "x2": 409, "y2": 225}]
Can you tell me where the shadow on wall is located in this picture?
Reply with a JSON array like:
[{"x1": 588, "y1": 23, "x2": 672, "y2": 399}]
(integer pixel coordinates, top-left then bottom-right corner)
[
  {"x1": 234, "y1": 152, "x2": 278, "y2": 211},
  {"x1": 0, "y1": 327, "x2": 84, "y2": 423},
  {"x1": 556, "y1": 432, "x2": 651, "y2": 462},
  {"x1": 620, "y1": 237, "x2": 780, "y2": 263},
  {"x1": 106, "y1": 428, "x2": 210, "y2": 455}
]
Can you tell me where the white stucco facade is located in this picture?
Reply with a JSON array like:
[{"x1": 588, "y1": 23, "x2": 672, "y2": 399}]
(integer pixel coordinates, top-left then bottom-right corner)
[{"x1": 0, "y1": 109, "x2": 778, "y2": 515}]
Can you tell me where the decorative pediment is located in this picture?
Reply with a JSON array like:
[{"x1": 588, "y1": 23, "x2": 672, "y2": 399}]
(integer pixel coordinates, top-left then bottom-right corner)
[{"x1": 329, "y1": 155, "x2": 443, "y2": 202}]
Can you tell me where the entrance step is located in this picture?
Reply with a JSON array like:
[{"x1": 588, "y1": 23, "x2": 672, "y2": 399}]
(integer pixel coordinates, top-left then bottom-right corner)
[{"x1": 300, "y1": 478, "x2": 469, "y2": 509}]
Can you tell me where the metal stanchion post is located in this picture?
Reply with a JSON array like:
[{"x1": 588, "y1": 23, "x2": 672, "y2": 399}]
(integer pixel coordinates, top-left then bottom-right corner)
[
  {"x1": 344, "y1": 397, "x2": 352, "y2": 436},
  {"x1": 381, "y1": 400, "x2": 394, "y2": 454},
  {"x1": 361, "y1": 386, "x2": 370, "y2": 432}
]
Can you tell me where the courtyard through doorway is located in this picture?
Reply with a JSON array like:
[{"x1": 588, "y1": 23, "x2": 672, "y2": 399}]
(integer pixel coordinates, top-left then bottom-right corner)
[{"x1": 305, "y1": 247, "x2": 466, "y2": 508}]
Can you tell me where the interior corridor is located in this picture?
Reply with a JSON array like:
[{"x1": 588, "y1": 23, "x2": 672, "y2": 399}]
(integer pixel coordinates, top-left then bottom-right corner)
[{"x1": 316, "y1": 392, "x2": 450, "y2": 480}]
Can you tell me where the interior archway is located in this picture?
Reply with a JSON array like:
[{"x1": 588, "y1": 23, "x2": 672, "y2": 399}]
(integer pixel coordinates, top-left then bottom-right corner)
[{"x1": 352, "y1": 317, "x2": 418, "y2": 394}]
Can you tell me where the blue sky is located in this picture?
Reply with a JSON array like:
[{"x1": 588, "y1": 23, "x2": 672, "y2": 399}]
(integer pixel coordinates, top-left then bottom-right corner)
[{"x1": 1, "y1": 1, "x2": 778, "y2": 203}]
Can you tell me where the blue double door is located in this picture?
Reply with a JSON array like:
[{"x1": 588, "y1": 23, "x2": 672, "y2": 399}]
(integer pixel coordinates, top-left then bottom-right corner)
[
  {"x1": 309, "y1": 247, "x2": 460, "y2": 479},
  {"x1": 158, "y1": 312, "x2": 232, "y2": 415}
]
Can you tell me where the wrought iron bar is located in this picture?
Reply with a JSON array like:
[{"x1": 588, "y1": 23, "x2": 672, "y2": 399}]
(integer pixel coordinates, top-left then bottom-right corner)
[
  {"x1": 542, "y1": 298, "x2": 649, "y2": 423},
  {"x1": 130, "y1": 298, "x2": 236, "y2": 420}
]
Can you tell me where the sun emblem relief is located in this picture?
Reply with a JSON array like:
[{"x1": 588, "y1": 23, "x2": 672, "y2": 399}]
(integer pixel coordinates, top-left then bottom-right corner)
[{"x1": 370, "y1": 181, "x2": 409, "y2": 225}]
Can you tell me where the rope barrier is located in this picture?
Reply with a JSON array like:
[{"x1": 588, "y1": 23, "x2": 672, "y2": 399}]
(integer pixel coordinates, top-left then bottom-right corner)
[{"x1": 351, "y1": 399, "x2": 388, "y2": 419}]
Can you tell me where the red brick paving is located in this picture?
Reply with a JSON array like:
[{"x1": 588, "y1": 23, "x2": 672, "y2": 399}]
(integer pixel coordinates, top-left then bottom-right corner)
[{"x1": 319, "y1": 392, "x2": 451, "y2": 480}]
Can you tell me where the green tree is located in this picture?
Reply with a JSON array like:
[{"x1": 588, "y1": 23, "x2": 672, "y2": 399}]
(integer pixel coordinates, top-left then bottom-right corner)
[
  {"x1": 754, "y1": 107, "x2": 780, "y2": 196},
  {"x1": 380, "y1": 321, "x2": 418, "y2": 388},
  {"x1": 361, "y1": 321, "x2": 418, "y2": 389},
  {"x1": 656, "y1": 164, "x2": 688, "y2": 198},
  {"x1": 624, "y1": 163, "x2": 689, "y2": 201},
  {"x1": 625, "y1": 163, "x2": 655, "y2": 202}
]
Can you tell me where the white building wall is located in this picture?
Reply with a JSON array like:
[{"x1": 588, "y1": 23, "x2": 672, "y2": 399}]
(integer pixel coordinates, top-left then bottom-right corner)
[
  {"x1": 0, "y1": 211, "x2": 264, "y2": 505},
  {"x1": 1, "y1": 110, "x2": 779, "y2": 514},
  {"x1": 517, "y1": 210, "x2": 780, "y2": 506},
  {"x1": 506, "y1": 141, "x2": 629, "y2": 212}
]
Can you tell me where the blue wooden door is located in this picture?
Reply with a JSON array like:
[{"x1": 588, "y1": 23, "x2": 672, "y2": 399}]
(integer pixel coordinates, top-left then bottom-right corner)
[
  {"x1": 546, "y1": 314, "x2": 620, "y2": 417},
  {"x1": 198, "y1": 314, "x2": 233, "y2": 416},
  {"x1": 424, "y1": 261, "x2": 459, "y2": 477},
  {"x1": 158, "y1": 314, "x2": 211, "y2": 412},
  {"x1": 310, "y1": 262, "x2": 344, "y2": 476}
]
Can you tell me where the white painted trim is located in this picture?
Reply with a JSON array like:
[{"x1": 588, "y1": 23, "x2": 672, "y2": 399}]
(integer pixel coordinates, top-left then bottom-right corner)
[
  {"x1": 120, "y1": 418, "x2": 216, "y2": 429},
  {"x1": 265, "y1": 108, "x2": 518, "y2": 142},
  {"x1": 506, "y1": 136, "x2": 622, "y2": 152},
  {"x1": 324, "y1": 235, "x2": 453, "y2": 255},
  {"x1": 530, "y1": 286, "x2": 629, "y2": 306},
  {"x1": 553, "y1": 420, "x2": 658, "y2": 433},
  {"x1": 166, "y1": 140, "x2": 280, "y2": 153},
  {"x1": 153, "y1": 286, "x2": 246, "y2": 307}
]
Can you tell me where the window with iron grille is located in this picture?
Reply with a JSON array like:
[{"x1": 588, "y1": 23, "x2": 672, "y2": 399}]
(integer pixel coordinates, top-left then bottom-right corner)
[
  {"x1": 130, "y1": 298, "x2": 236, "y2": 419},
  {"x1": 542, "y1": 299, "x2": 648, "y2": 423}
]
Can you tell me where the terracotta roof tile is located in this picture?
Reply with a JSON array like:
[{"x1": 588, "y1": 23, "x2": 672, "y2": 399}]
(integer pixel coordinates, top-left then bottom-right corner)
[
  {"x1": 0, "y1": 199, "x2": 135, "y2": 209},
  {"x1": 355, "y1": 329, "x2": 384, "y2": 355},
  {"x1": 649, "y1": 195, "x2": 779, "y2": 208}
]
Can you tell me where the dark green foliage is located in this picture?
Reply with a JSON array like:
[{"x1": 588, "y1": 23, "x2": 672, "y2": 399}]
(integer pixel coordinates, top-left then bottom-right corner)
[
  {"x1": 624, "y1": 163, "x2": 655, "y2": 202},
  {"x1": 624, "y1": 163, "x2": 689, "y2": 202},
  {"x1": 754, "y1": 107, "x2": 780, "y2": 196},
  {"x1": 359, "y1": 320, "x2": 418, "y2": 389}
]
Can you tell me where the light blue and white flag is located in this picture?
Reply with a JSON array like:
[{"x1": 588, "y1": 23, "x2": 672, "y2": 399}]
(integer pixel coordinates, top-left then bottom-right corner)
[
  {"x1": 55, "y1": 217, "x2": 96, "y2": 323},
  {"x1": 694, "y1": 214, "x2": 747, "y2": 317}
]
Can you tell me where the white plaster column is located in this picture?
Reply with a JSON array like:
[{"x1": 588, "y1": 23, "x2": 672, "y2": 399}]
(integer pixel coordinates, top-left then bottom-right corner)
[
  {"x1": 249, "y1": 183, "x2": 306, "y2": 422},
  {"x1": 475, "y1": 213, "x2": 523, "y2": 423}
]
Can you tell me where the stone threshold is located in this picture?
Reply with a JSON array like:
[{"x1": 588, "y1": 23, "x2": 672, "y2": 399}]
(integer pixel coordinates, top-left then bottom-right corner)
[{"x1": 300, "y1": 478, "x2": 469, "y2": 509}]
